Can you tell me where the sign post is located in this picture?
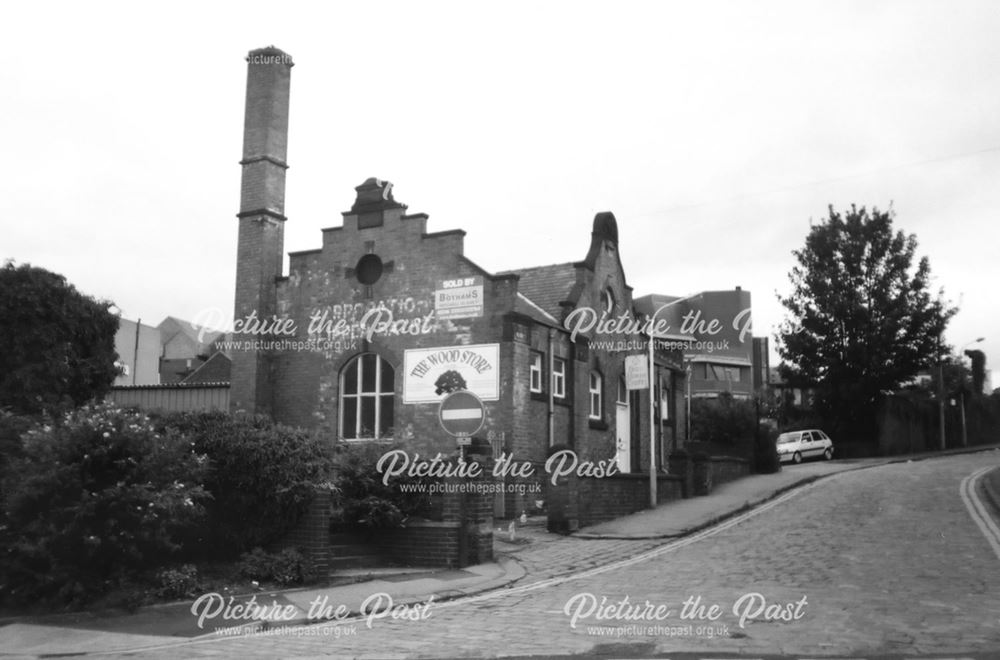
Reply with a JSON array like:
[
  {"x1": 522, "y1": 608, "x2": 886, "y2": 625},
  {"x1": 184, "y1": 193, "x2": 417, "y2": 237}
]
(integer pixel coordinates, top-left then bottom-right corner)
[
  {"x1": 648, "y1": 333, "x2": 656, "y2": 508},
  {"x1": 626, "y1": 352, "x2": 655, "y2": 507}
]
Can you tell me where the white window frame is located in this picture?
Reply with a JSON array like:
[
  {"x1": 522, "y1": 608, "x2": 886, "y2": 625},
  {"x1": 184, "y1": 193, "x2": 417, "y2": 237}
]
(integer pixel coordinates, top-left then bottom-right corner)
[
  {"x1": 589, "y1": 371, "x2": 602, "y2": 419},
  {"x1": 340, "y1": 353, "x2": 394, "y2": 440},
  {"x1": 529, "y1": 352, "x2": 543, "y2": 393},
  {"x1": 552, "y1": 358, "x2": 566, "y2": 399},
  {"x1": 659, "y1": 375, "x2": 670, "y2": 421}
]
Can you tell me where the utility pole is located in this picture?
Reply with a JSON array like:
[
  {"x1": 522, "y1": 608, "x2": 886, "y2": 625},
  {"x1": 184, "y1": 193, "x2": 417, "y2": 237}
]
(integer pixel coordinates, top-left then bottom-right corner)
[{"x1": 938, "y1": 333, "x2": 946, "y2": 451}]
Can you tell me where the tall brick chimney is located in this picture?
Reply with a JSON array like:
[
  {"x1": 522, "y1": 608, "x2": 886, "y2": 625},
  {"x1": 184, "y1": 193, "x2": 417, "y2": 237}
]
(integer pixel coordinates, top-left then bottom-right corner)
[{"x1": 231, "y1": 46, "x2": 293, "y2": 415}]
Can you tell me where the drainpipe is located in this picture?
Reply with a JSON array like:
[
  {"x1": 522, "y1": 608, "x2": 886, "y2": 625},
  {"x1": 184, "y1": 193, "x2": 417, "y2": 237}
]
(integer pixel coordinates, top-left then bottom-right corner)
[{"x1": 548, "y1": 328, "x2": 555, "y2": 447}]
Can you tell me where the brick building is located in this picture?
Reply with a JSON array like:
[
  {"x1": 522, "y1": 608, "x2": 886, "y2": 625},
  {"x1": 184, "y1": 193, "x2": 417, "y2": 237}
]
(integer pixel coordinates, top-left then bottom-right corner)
[
  {"x1": 229, "y1": 47, "x2": 691, "y2": 519},
  {"x1": 635, "y1": 288, "x2": 762, "y2": 400}
]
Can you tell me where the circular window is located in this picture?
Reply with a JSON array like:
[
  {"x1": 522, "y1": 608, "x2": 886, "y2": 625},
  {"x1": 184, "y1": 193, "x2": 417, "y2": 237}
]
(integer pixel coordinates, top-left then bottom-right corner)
[{"x1": 355, "y1": 254, "x2": 384, "y2": 285}]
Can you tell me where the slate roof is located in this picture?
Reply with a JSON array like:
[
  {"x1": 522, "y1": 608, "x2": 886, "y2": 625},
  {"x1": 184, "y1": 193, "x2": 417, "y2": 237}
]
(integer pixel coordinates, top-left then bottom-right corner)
[{"x1": 498, "y1": 262, "x2": 578, "y2": 322}]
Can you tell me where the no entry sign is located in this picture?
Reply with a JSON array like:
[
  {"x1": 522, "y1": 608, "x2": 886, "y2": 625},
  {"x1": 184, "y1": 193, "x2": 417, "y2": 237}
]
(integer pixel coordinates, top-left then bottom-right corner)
[{"x1": 438, "y1": 390, "x2": 485, "y2": 437}]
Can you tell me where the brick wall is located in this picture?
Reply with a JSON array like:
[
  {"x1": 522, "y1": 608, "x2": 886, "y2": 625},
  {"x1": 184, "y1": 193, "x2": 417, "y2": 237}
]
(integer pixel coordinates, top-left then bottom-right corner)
[
  {"x1": 376, "y1": 470, "x2": 494, "y2": 568},
  {"x1": 231, "y1": 47, "x2": 293, "y2": 416},
  {"x1": 279, "y1": 488, "x2": 333, "y2": 575},
  {"x1": 691, "y1": 454, "x2": 751, "y2": 496},
  {"x1": 545, "y1": 472, "x2": 684, "y2": 531}
]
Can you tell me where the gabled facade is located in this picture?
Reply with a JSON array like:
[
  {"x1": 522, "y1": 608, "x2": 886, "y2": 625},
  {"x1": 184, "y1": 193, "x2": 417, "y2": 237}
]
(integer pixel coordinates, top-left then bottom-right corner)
[{"x1": 228, "y1": 48, "x2": 689, "y2": 517}]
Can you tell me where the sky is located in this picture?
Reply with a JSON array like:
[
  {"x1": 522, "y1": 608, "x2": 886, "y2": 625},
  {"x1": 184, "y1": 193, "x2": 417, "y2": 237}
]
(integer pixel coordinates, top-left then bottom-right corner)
[{"x1": 3, "y1": 0, "x2": 999, "y2": 382}]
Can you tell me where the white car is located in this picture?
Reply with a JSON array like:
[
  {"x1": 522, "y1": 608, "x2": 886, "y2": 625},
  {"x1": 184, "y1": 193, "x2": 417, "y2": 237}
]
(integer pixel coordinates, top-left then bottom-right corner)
[{"x1": 776, "y1": 429, "x2": 834, "y2": 464}]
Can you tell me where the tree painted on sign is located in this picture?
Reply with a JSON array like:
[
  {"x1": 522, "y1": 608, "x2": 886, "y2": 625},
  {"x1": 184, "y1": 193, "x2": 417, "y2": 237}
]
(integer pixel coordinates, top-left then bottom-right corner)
[{"x1": 434, "y1": 370, "x2": 467, "y2": 396}]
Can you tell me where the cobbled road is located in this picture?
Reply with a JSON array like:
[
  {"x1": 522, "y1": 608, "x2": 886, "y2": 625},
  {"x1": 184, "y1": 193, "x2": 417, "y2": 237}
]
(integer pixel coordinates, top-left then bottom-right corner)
[{"x1": 120, "y1": 451, "x2": 1000, "y2": 659}]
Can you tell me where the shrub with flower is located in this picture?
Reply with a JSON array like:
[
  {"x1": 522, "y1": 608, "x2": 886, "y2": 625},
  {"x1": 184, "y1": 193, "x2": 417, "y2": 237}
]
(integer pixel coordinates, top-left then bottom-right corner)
[{"x1": 0, "y1": 403, "x2": 209, "y2": 607}]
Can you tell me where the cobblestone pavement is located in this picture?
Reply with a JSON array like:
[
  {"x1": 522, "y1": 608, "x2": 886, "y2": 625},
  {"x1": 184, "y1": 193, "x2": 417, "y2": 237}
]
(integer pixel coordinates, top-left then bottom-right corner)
[{"x1": 117, "y1": 452, "x2": 1000, "y2": 659}]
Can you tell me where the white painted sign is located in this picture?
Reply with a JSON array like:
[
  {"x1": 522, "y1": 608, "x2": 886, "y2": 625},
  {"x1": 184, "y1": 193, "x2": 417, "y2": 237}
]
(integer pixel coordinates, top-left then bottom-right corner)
[
  {"x1": 434, "y1": 277, "x2": 483, "y2": 320},
  {"x1": 403, "y1": 343, "x2": 500, "y2": 403},
  {"x1": 624, "y1": 354, "x2": 649, "y2": 390}
]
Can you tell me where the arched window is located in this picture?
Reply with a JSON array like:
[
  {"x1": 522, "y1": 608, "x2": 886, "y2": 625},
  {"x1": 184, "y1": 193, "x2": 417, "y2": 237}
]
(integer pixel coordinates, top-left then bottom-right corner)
[
  {"x1": 340, "y1": 353, "x2": 395, "y2": 440},
  {"x1": 601, "y1": 287, "x2": 615, "y2": 315}
]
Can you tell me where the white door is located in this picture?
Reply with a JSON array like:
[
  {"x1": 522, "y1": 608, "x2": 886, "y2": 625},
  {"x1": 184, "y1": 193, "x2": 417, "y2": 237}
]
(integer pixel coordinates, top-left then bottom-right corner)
[{"x1": 616, "y1": 402, "x2": 631, "y2": 474}]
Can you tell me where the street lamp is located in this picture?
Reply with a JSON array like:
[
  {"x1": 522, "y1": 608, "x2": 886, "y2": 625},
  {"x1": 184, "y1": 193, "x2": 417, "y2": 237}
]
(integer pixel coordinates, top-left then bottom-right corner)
[
  {"x1": 644, "y1": 294, "x2": 701, "y2": 508},
  {"x1": 938, "y1": 331, "x2": 946, "y2": 451},
  {"x1": 959, "y1": 337, "x2": 985, "y2": 447}
]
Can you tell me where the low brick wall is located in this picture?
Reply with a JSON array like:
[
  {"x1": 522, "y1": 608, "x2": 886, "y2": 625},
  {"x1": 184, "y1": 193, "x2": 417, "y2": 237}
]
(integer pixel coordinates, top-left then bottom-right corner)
[
  {"x1": 546, "y1": 472, "x2": 684, "y2": 532},
  {"x1": 709, "y1": 455, "x2": 751, "y2": 487},
  {"x1": 278, "y1": 488, "x2": 334, "y2": 574},
  {"x1": 378, "y1": 521, "x2": 462, "y2": 567},
  {"x1": 546, "y1": 454, "x2": 752, "y2": 532},
  {"x1": 377, "y1": 472, "x2": 495, "y2": 568},
  {"x1": 669, "y1": 452, "x2": 751, "y2": 497},
  {"x1": 578, "y1": 474, "x2": 683, "y2": 528},
  {"x1": 280, "y1": 469, "x2": 494, "y2": 572},
  {"x1": 669, "y1": 451, "x2": 695, "y2": 498}
]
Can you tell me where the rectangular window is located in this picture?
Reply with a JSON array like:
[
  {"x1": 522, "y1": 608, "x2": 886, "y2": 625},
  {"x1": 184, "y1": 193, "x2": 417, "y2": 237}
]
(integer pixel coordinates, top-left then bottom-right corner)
[
  {"x1": 552, "y1": 358, "x2": 566, "y2": 398},
  {"x1": 659, "y1": 376, "x2": 670, "y2": 421},
  {"x1": 530, "y1": 352, "x2": 543, "y2": 393},
  {"x1": 589, "y1": 372, "x2": 602, "y2": 419}
]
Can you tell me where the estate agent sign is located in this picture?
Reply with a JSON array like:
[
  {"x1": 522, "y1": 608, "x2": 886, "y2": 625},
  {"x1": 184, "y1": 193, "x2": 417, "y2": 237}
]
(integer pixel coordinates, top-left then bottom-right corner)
[{"x1": 434, "y1": 276, "x2": 484, "y2": 320}]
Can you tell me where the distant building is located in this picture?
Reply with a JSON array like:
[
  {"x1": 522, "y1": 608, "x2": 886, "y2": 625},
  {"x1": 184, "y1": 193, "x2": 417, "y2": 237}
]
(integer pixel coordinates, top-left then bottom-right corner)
[
  {"x1": 113, "y1": 318, "x2": 161, "y2": 386},
  {"x1": 181, "y1": 351, "x2": 232, "y2": 384},
  {"x1": 769, "y1": 367, "x2": 814, "y2": 408},
  {"x1": 634, "y1": 288, "x2": 755, "y2": 400},
  {"x1": 157, "y1": 316, "x2": 225, "y2": 383}
]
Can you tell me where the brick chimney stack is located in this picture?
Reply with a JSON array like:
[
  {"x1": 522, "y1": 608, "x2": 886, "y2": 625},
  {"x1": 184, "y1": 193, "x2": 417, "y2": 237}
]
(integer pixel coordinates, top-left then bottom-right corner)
[{"x1": 231, "y1": 46, "x2": 293, "y2": 415}]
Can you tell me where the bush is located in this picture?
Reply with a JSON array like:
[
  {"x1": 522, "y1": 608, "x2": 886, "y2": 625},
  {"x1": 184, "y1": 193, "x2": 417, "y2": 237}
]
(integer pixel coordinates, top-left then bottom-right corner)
[
  {"x1": 754, "y1": 425, "x2": 782, "y2": 474},
  {"x1": 0, "y1": 411, "x2": 34, "y2": 500},
  {"x1": 156, "y1": 564, "x2": 200, "y2": 600},
  {"x1": 329, "y1": 442, "x2": 435, "y2": 529},
  {"x1": 691, "y1": 393, "x2": 756, "y2": 447},
  {"x1": 154, "y1": 411, "x2": 332, "y2": 557},
  {"x1": 0, "y1": 404, "x2": 209, "y2": 607},
  {"x1": 238, "y1": 547, "x2": 314, "y2": 587}
]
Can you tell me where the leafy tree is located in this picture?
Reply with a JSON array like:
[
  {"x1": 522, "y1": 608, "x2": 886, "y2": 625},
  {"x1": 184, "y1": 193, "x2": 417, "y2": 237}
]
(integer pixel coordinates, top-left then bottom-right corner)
[
  {"x1": 776, "y1": 205, "x2": 956, "y2": 441},
  {"x1": 902, "y1": 353, "x2": 970, "y2": 398},
  {"x1": 0, "y1": 262, "x2": 120, "y2": 415},
  {"x1": 965, "y1": 349, "x2": 986, "y2": 396}
]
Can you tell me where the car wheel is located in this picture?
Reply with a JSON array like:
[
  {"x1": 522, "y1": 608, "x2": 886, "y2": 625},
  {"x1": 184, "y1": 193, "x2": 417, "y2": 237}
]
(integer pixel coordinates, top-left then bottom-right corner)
[
  {"x1": 824, "y1": 448, "x2": 833, "y2": 461},
  {"x1": 792, "y1": 452, "x2": 802, "y2": 464}
]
